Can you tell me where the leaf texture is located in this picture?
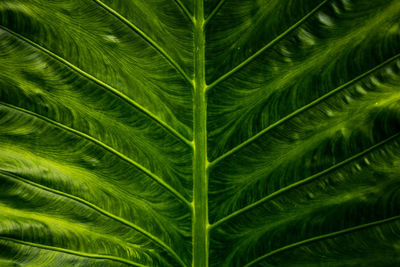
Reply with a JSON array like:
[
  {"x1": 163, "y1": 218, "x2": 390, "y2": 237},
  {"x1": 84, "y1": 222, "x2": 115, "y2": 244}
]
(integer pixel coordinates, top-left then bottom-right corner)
[{"x1": 0, "y1": 0, "x2": 400, "y2": 266}]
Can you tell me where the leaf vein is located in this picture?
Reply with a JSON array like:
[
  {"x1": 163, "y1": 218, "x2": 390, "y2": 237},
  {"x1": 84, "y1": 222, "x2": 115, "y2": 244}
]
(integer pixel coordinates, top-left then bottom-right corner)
[
  {"x1": 206, "y1": 0, "x2": 330, "y2": 90},
  {"x1": 0, "y1": 236, "x2": 147, "y2": 267},
  {"x1": 210, "y1": 131, "x2": 400, "y2": 228},
  {"x1": 0, "y1": 25, "x2": 192, "y2": 147},
  {"x1": 0, "y1": 102, "x2": 191, "y2": 209},
  {"x1": 243, "y1": 215, "x2": 400, "y2": 266},
  {"x1": 174, "y1": 0, "x2": 194, "y2": 22},
  {"x1": 93, "y1": 0, "x2": 193, "y2": 84},
  {"x1": 0, "y1": 170, "x2": 186, "y2": 267},
  {"x1": 204, "y1": 0, "x2": 227, "y2": 25},
  {"x1": 209, "y1": 52, "x2": 400, "y2": 166}
]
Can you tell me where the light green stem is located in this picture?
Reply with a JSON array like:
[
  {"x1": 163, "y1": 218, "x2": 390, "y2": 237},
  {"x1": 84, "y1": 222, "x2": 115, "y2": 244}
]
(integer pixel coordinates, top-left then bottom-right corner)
[{"x1": 193, "y1": 0, "x2": 208, "y2": 266}]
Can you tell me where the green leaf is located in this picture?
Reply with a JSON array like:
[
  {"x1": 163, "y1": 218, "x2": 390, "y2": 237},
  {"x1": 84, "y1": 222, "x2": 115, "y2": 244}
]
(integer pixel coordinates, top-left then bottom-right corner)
[{"x1": 0, "y1": 0, "x2": 400, "y2": 266}]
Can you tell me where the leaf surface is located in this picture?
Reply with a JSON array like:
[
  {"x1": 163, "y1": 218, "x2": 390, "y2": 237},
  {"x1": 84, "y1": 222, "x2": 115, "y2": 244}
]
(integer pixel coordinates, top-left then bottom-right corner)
[{"x1": 0, "y1": 0, "x2": 400, "y2": 266}]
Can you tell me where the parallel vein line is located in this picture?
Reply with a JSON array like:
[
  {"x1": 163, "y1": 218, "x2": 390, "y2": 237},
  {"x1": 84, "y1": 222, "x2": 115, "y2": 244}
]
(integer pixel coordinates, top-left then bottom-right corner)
[
  {"x1": 243, "y1": 215, "x2": 400, "y2": 266},
  {"x1": 0, "y1": 102, "x2": 191, "y2": 209},
  {"x1": 0, "y1": 25, "x2": 192, "y2": 147},
  {"x1": 0, "y1": 170, "x2": 185, "y2": 267},
  {"x1": 174, "y1": 0, "x2": 194, "y2": 22},
  {"x1": 206, "y1": 0, "x2": 330, "y2": 91},
  {"x1": 209, "y1": 52, "x2": 400, "y2": 166},
  {"x1": 0, "y1": 236, "x2": 147, "y2": 267},
  {"x1": 204, "y1": 0, "x2": 227, "y2": 25},
  {"x1": 93, "y1": 0, "x2": 193, "y2": 84},
  {"x1": 210, "y1": 131, "x2": 400, "y2": 229}
]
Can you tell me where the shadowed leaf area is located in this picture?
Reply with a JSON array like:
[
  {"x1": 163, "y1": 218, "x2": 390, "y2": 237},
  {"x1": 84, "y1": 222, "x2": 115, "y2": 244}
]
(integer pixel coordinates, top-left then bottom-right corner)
[{"x1": 0, "y1": 0, "x2": 400, "y2": 266}]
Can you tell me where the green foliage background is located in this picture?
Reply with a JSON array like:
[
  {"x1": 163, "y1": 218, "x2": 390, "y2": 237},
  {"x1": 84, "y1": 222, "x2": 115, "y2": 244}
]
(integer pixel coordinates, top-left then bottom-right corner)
[{"x1": 0, "y1": 0, "x2": 400, "y2": 266}]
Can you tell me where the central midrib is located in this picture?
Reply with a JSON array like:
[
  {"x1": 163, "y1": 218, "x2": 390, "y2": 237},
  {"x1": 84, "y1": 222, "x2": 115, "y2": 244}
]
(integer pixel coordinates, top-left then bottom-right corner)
[{"x1": 192, "y1": 0, "x2": 208, "y2": 266}]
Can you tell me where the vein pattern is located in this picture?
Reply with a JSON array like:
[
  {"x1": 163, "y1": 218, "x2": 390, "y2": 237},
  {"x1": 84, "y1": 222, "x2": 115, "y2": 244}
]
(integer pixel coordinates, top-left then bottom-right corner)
[{"x1": 1, "y1": 0, "x2": 400, "y2": 266}]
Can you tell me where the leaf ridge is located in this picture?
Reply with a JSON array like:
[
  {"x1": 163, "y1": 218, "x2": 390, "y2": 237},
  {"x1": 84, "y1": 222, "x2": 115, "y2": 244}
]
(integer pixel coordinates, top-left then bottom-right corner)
[
  {"x1": 0, "y1": 236, "x2": 147, "y2": 267},
  {"x1": 93, "y1": 0, "x2": 193, "y2": 84},
  {"x1": 204, "y1": 0, "x2": 227, "y2": 25},
  {"x1": 205, "y1": 0, "x2": 330, "y2": 90},
  {"x1": 210, "y1": 131, "x2": 400, "y2": 228},
  {"x1": 0, "y1": 25, "x2": 192, "y2": 147},
  {"x1": 243, "y1": 215, "x2": 400, "y2": 266},
  {"x1": 192, "y1": 1, "x2": 209, "y2": 266},
  {"x1": 209, "y1": 52, "x2": 400, "y2": 166},
  {"x1": 0, "y1": 170, "x2": 186, "y2": 267},
  {"x1": 0, "y1": 102, "x2": 191, "y2": 208}
]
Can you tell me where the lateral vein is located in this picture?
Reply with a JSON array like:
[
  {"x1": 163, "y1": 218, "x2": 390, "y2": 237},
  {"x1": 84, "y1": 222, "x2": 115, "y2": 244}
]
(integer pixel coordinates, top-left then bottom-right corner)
[
  {"x1": 206, "y1": 0, "x2": 330, "y2": 91},
  {"x1": 0, "y1": 25, "x2": 192, "y2": 147},
  {"x1": 0, "y1": 236, "x2": 147, "y2": 267},
  {"x1": 174, "y1": 0, "x2": 194, "y2": 22},
  {"x1": 210, "y1": 131, "x2": 400, "y2": 229},
  {"x1": 209, "y1": 52, "x2": 400, "y2": 166},
  {"x1": 204, "y1": 0, "x2": 227, "y2": 25},
  {"x1": 93, "y1": 0, "x2": 193, "y2": 85},
  {"x1": 0, "y1": 170, "x2": 187, "y2": 267},
  {"x1": 0, "y1": 102, "x2": 191, "y2": 209},
  {"x1": 243, "y1": 215, "x2": 400, "y2": 266}
]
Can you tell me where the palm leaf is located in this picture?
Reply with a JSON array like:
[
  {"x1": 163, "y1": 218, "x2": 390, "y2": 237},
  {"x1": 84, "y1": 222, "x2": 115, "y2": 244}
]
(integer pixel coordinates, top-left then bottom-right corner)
[{"x1": 0, "y1": 0, "x2": 400, "y2": 266}]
